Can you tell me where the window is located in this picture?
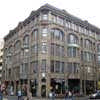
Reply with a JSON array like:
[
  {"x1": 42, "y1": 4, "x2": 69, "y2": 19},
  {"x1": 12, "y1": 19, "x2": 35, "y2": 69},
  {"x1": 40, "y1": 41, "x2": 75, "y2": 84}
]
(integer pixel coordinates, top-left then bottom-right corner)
[
  {"x1": 32, "y1": 29, "x2": 38, "y2": 41},
  {"x1": 68, "y1": 34, "x2": 78, "y2": 44},
  {"x1": 31, "y1": 61, "x2": 38, "y2": 73},
  {"x1": 51, "y1": 61, "x2": 54, "y2": 72},
  {"x1": 8, "y1": 68, "x2": 11, "y2": 78},
  {"x1": 41, "y1": 60, "x2": 46, "y2": 72},
  {"x1": 42, "y1": 14, "x2": 48, "y2": 20},
  {"x1": 85, "y1": 39, "x2": 92, "y2": 49},
  {"x1": 57, "y1": 17, "x2": 64, "y2": 25},
  {"x1": 50, "y1": 43, "x2": 65, "y2": 57},
  {"x1": 23, "y1": 35, "x2": 29, "y2": 48},
  {"x1": 97, "y1": 55, "x2": 100, "y2": 64},
  {"x1": 67, "y1": 63, "x2": 79, "y2": 73},
  {"x1": 73, "y1": 63, "x2": 79, "y2": 73},
  {"x1": 50, "y1": 60, "x2": 65, "y2": 73},
  {"x1": 61, "y1": 62, "x2": 64, "y2": 73},
  {"x1": 31, "y1": 44, "x2": 38, "y2": 54},
  {"x1": 20, "y1": 63, "x2": 28, "y2": 77},
  {"x1": 14, "y1": 40, "x2": 21, "y2": 51},
  {"x1": 67, "y1": 63, "x2": 72, "y2": 73},
  {"x1": 84, "y1": 51, "x2": 92, "y2": 62},
  {"x1": 42, "y1": 28, "x2": 48, "y2": 37},
  {"x1": 55, "y1": 61, "x2": 60, "y2": 73},
  {"x1": 67, "y1": 47, "x2": 78, "y2": 57},
  {"x1": 51, "y1": 15, "x2": 57, "y2": 23},
  {"x1": 97, "y1": 44, "x2": 100, "y2": 52},
  {"x1": 60, "y1": 46, "x2": 64, "y2": 57},
  {"x1": 51, "y1": 43, "x2": 54, "y2": 56},
  {"x1": 41, "y1": 43, "x2": 47, "y2": 53},
  {"x1": 56, "y1": 45, "x2": 60, "y2": 56},
  {"x1": 81, "y1": 51, "x2": 83, "y2": 61},
  {"x1": 50, "y1": 29, "x2": 64, "y2": 41}
]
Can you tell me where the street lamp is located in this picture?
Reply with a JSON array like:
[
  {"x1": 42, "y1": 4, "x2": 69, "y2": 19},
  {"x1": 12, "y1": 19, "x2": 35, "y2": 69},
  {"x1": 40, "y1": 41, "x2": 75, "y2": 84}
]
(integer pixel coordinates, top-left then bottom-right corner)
[{"x1": 42, "y1": 73, "x2": 46, "y2": 78}]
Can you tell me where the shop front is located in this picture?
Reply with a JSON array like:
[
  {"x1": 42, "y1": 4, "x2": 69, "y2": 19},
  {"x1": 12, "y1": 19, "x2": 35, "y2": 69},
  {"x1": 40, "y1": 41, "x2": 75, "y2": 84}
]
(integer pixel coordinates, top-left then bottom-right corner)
[
  {"x1": 50, "y1": 78, "x2": 65, "y2": 97},
  {"x1": 30, "y1": 79, "x2": 38, "y2": 97},
  {"x1": 68, "y1": 79, "x2": 80, "y2": 94}
]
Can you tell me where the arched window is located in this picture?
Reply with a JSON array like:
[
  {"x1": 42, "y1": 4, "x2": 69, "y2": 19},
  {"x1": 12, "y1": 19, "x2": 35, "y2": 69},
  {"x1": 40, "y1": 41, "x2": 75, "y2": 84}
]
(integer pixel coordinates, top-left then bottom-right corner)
[
  {"x1": 85, "y1": 39, "x2": 92, "y2": 49},
  {"x1": 32, "y1": 29, "x2": 38, "y2": 41},
  {"x1": 68, "y1": 34, "x2": 78, "y2": 44},
  {"x1": 51, "y1": 28, "x2": 64, "y2": 41},
  {"x1": 14, "y1": 40, "x2": 21, "y2": 51},
  {"x1": 23, "y1": 35, "x2": 29, "y2": 48}
]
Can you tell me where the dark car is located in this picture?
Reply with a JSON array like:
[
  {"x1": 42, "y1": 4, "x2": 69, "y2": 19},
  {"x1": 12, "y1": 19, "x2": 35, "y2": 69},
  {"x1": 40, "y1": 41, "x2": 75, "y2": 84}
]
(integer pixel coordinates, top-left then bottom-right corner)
[{"x1": 89, "y1": 90, "x2": 100, "y2": 99}]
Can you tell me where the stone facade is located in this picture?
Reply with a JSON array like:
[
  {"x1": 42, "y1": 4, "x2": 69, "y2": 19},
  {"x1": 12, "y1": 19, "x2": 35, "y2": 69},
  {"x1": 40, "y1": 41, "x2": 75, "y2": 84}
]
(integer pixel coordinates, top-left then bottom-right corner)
[{"x1": 2, "y1": 4, "x2": 100, "y2": 97}]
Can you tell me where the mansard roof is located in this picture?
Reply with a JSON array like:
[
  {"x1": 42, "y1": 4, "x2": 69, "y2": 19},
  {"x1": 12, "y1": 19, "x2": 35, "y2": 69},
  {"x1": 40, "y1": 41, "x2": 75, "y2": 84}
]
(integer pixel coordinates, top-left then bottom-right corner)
[
  {"x1": 38, "y1": 4, "x2": 100, "y2": 33},
  {"x1": 4, "y1": 4, "x2": 100, "y2": 41}
]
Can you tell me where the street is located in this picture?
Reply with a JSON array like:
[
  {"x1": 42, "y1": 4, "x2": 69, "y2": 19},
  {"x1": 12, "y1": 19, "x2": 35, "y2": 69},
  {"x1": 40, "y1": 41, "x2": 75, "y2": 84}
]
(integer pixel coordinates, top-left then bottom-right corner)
[{"x1": 3, "y1": 96, "x2": 89, "y2": 100}]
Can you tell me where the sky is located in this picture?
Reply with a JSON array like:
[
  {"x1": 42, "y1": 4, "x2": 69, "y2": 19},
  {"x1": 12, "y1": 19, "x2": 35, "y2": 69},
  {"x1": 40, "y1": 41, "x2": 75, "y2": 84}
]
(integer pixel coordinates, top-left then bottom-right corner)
[{"x1": 0, "y1": 0, "x2": 100, "y2": 39}]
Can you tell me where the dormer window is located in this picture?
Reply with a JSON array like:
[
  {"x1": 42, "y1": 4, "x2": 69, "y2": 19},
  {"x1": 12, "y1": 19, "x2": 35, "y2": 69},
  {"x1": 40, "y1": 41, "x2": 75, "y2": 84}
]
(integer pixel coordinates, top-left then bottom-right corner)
[{"x1": 42, "y1": 14, "x2": 48, "y2": 20}]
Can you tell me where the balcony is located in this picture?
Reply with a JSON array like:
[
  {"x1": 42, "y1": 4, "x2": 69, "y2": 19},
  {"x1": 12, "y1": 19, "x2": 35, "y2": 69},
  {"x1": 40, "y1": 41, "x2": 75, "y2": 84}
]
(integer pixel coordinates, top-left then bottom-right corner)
[{"x1": 67, "y1": 44, "x2": 80, "y2": 48}]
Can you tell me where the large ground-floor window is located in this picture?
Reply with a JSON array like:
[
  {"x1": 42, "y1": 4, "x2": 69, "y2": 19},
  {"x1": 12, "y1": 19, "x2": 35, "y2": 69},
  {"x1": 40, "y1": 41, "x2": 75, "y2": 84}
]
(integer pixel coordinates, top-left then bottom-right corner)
[{"x1": 50, "y1": 78, "x2": 65, "y2": 96}]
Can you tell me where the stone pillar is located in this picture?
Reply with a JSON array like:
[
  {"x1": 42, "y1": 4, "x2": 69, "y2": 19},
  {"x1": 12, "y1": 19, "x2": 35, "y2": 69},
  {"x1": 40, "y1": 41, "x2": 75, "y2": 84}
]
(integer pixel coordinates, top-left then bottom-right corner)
[
  {"x1": 80, "y1": 79, "x2": 83, "y2": 95},
  {"x1": 37, "y1": 76, "x2": 41, "y2": 97},
  {"x1": 46, "y1": 74, "x2": 50, "y2": 98},
  {"x1": 80, "y1": 67, "x2": 83, "y2": 95},
  {"x1": 14, "y1": 80, "x2": 16, "y2": 95}
]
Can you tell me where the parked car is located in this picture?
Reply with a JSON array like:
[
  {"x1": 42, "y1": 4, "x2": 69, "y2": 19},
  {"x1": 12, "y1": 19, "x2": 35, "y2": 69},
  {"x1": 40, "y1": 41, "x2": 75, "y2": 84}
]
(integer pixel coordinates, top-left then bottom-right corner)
[{"x1": 89, "y1": 90, "x2": 100, "y2": 99}]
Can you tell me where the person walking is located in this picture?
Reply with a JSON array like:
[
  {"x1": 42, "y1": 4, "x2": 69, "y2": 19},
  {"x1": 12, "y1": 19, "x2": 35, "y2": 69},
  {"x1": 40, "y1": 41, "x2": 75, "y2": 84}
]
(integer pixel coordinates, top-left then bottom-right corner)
[
  {"x1": 17, "y1": 89, "x2": 22, "y2": 100},
  {"x1": 65, "y1": 90, "x2": 68, "y2": 100},
  {"x1": 27, "y1": 91, "x2": 32, "y2": 100},
  {"x1": 0, "y1": 89, "x2": 3, "y2": 100}
]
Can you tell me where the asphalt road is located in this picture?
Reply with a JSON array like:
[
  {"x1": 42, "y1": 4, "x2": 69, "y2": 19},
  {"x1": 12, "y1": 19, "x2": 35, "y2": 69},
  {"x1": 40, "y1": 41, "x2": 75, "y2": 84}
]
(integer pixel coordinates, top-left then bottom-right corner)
[{"x1": 3, "y1": 96, "x2": 89, "y2": 100}]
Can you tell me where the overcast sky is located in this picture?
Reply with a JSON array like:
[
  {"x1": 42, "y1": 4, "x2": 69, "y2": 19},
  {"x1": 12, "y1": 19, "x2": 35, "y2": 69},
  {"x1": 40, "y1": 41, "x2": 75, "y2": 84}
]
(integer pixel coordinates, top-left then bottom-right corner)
[{"x1": 0, "y1": 0, "x2": 100, "y2": 39}]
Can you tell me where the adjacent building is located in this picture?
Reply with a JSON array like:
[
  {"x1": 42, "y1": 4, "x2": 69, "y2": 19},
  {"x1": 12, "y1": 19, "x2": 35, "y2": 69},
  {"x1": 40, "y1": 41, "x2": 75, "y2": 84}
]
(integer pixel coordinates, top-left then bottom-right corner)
[
  {"x1": 2, "y1": 4, "x2": 100, "y2": 97},
  {"x1": 0, "y1": 39, "x2": 4, "y2": 84}
]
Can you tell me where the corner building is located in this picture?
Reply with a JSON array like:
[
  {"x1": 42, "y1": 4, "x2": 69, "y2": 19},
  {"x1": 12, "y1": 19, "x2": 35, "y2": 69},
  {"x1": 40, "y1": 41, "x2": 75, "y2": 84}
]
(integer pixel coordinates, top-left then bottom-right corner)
[{"x1": 2, "y1": 4, "x2": 100, "y2": 97}]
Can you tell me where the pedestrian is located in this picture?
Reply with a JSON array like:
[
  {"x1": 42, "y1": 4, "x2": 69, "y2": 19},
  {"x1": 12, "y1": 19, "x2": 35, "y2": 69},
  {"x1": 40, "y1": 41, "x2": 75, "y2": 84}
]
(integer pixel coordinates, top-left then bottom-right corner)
[
  {"x1": 17, "y1": 89, "x2": 22, "y2": 100},
  {"x1": 65, "y1": 90, "x2": 68, "y2": 100},
  {"x1": 49, "y1": 91, "x2": 53, "y2": 100},
  {"x1": 27, "y1": 91, "x2": 32, "y2": 100},
  {"x1": 52, "y1": 91, "x2": 55, "y2": 100},
  {"x1": 0, "y1": 89, "x2": 3, "y2": 100},
  {"x1": 68, "y1": 91, "x2": 72, "y2": 99}
]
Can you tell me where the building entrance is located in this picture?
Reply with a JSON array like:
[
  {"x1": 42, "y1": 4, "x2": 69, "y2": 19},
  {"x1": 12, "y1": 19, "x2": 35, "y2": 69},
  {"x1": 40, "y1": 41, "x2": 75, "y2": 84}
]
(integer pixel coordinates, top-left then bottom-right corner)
[
  {"x1": 41, "y1": 85, "x2": 46, "y2": 97},
  {"x1": 68, "y1": 79, "x2": 80, "y2": 93},
  {"x1": 30, "y1": 79, "x2": 37, "y2": 97},
  {"x1": 50, "y1": 78, "x2": 65, "y2": 97}
]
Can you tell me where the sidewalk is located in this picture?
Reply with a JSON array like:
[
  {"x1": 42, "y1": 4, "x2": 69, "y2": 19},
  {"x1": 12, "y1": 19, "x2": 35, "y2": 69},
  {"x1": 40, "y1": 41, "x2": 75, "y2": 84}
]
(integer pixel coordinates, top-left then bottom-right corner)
[{"x1": 3, "y1": 98, "x2": 7, "y2": 100}]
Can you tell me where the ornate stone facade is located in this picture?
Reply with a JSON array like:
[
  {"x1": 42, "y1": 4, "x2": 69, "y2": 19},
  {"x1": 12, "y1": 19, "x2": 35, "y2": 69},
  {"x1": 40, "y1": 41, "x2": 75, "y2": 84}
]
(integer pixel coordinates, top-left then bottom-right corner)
[{"x1": 2, "y1": 4, "x2": 100, "y2": 97}]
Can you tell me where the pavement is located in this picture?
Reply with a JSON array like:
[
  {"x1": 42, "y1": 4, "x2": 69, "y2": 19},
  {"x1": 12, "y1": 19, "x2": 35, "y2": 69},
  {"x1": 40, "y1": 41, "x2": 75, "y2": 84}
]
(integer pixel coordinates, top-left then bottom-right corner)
[{"x1": 3, "y1": 96, "x2": 89, "y2": 100}]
